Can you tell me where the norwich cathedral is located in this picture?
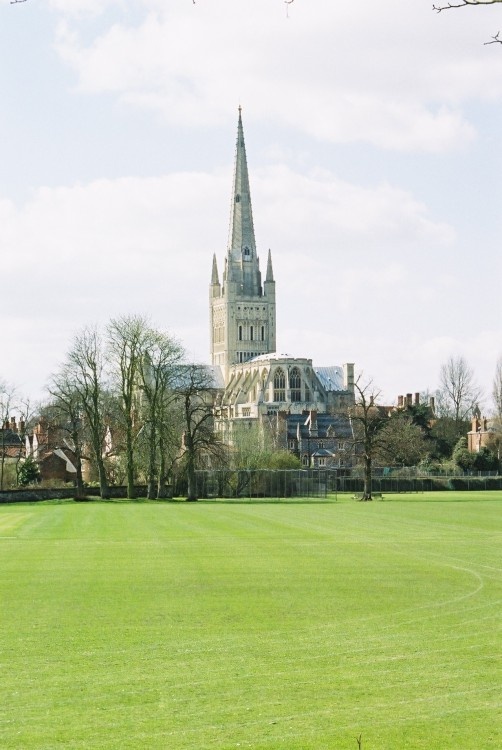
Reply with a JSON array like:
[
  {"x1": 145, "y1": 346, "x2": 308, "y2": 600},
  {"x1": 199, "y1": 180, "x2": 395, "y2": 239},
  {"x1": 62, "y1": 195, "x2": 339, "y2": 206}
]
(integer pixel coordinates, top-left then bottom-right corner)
[{"x1": 210, "y1": 109, "x2": 356, "y2": 468}]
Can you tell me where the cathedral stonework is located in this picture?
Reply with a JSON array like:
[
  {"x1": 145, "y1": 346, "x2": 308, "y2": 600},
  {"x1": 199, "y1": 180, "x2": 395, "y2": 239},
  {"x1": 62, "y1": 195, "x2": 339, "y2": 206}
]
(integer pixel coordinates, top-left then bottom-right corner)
[
  {"x1": 210, "y1": 110, "x2": 355, "y2": 467},
  {"x1": 210, "y1": 107, "x2": 276, "y2": 379}
]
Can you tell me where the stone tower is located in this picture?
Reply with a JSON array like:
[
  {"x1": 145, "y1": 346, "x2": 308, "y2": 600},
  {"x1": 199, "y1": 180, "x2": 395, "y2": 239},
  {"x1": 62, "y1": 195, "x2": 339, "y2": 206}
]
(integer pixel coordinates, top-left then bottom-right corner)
[{"x1": 210, "y1": 108, "x2": 276, "y2": 381}]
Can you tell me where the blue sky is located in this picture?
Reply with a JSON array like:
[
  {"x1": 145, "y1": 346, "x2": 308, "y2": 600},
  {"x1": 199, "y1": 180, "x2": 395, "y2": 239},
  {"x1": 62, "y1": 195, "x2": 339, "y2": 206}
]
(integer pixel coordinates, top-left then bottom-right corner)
[{"x1": 1, "y1": 0, "x2": 501, "y2": 408}]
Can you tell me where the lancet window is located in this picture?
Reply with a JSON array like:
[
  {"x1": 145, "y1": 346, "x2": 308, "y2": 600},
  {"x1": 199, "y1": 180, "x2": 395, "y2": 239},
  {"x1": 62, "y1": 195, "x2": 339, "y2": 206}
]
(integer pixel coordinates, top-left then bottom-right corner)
[
  {"x1": 273, "y1": 367, "x2": 286, "y2": 402},
  {"x1": 290, "y1": 367, "x2": 301, "y2": 402}
]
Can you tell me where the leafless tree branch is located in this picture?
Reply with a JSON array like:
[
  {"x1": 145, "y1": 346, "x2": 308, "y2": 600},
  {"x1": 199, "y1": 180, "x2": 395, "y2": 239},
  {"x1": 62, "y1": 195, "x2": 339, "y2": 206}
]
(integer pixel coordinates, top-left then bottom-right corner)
[
  {"x1": 485, "y1": 29, "x2": 502, "y2": 41},
  {"x1": 434, "y1": 0, "x2": 502, "y2": 11},
  {"x1": 433, "y1": 0, "x2": 502, "y2": 45}
]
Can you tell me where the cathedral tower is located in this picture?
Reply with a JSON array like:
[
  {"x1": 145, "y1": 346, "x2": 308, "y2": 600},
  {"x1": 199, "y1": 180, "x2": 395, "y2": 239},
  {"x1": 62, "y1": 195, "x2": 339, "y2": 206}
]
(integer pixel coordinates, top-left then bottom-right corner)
[{"x1": 210, "y1": 108, "x2": 276, "y2": 381}]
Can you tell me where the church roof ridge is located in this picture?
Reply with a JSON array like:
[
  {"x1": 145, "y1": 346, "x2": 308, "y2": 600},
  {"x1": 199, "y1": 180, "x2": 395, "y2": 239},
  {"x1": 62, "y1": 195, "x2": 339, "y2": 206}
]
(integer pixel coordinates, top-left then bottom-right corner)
[{"x1": 247, "y1": 352, "x2": 312, "y2": 363}]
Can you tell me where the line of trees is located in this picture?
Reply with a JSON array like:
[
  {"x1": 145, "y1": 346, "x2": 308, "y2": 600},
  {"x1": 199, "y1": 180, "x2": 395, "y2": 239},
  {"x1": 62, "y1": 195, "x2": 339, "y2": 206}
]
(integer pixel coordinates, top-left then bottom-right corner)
[
  {"x1": 2, "y1": 342, "x2": 502, "y2": 500},
  {"x1": 349, "y1": 354, "x2": 502, "y2": 499},
  {"x1": 42, "y1": 314, "x2": 225, "y2": 500}
]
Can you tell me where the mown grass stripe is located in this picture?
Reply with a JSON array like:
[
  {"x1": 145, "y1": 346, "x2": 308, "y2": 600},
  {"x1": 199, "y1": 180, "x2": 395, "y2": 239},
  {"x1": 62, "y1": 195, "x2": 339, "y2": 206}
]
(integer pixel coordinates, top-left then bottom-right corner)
[{"x1": 0, "y1": 493, "x2": 500, "y2": 749}]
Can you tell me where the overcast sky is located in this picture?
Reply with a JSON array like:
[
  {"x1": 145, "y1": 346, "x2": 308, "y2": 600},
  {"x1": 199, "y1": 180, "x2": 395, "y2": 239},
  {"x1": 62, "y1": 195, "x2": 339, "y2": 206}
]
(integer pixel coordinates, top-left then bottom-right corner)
[{"x1": 1, "y1": 0, "x2": 501, "y2": 408}]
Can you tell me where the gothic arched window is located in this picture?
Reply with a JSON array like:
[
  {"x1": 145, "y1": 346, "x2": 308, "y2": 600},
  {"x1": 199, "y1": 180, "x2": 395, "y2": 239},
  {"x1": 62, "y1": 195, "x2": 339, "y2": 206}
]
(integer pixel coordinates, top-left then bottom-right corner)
[
  {"x1": 290, "y1": 367, "x2": 301, "y2": 402},
  {"x1": 273, "y1": 367, "x2": 286, "y2": 402}
]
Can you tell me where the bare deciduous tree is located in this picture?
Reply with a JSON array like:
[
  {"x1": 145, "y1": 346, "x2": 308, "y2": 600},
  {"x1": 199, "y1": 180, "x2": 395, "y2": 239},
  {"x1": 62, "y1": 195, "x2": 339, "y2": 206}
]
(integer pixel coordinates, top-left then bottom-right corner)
[
  {"x1": 47, "y1": 369, "x2": 86, "y2": 499},
  {"x1": 488, "y1": 355, "x2": 502, "y2": 459},
  {"x1": 492, "y1": 355, "x2": 502, "y2": 417},
  {"x1": 437, "y1": 355, "x2": 481, "y2": 424},
  {"x1": 13, "y1": 395, "x2": 34, "y2": 488},
  {"x1": 176, "y1": 363, "x2": 225, "y2": 501},
  {"x1": 107, "y1": 315, "x2": 151, "y2": 500},
  {"x1": 66, "y1": 327, "x2": 110, "y2": 499},
  {"x1": 0, "y1": 380, "x2": 16, "y2": 491},
  {"x1": 140, "y1": 328, "x2": 185, "y2": 499},
  {"x1": 349, "y1": 377, "x2": 387, "y2": 500}
]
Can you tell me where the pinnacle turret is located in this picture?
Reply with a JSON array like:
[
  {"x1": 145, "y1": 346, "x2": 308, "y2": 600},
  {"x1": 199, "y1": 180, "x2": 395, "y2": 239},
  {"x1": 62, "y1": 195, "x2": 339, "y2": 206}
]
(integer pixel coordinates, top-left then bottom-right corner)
[
  {"x1": 211, "y1": 253, "x2": 220, "y2": 285},
  {"x1": 266, "y1": 249, "x2": 274, "y2": 283}
]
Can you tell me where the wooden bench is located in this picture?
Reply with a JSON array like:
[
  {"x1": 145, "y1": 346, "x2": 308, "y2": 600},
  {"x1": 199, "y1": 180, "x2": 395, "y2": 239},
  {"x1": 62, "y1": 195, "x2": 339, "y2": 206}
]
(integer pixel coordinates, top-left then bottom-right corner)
[{"x1": 353, "y1": 493, "x2": 384, "y2": 500}]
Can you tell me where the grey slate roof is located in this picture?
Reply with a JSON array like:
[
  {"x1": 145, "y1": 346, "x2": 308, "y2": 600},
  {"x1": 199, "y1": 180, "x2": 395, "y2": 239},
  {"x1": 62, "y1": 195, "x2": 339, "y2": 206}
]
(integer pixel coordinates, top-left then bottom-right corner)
[
  {"x1": 314, "y1": 366, "x2": 344, "y2": 392},
  {"x1": 0, "y1": 429, "x2": 22, "y2": 446},
  {"x1": 286, "y1": 412, "x2": 353, "y2": 440},
  {"x1": 206, "y1": 365, "x2": 226, "y2": 389}
]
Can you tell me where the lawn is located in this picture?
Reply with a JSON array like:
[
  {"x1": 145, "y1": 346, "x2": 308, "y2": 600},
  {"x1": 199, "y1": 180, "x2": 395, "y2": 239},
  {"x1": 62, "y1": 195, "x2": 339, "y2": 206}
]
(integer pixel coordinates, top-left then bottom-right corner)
[{"x1": 0, "y1": 493, "x2": 500, "y2": 749}]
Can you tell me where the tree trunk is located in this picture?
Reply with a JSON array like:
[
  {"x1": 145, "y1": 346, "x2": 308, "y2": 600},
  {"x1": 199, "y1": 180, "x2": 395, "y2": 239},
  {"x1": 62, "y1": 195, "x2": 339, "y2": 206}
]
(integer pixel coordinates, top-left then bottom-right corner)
[
  {"x1": 126, "y1": 425, "x2": 136, "y2": 499},
  {"x1": 362, "y1": 455, "x2": 372, "y2": 500},
  {"x1": 74, "y1": 454, "x2": 85, "y2": 499},
  {"x1": 156, "y1": 436, "x2": 168, "y2": 499},
  {"x1": 146, "y1": 424, "x2": 157, "y2": 499},
  {"x1": 70, "y1": 427, "x2": 86, "y2": 499},
  {"x1": 97, "y1": 458, "x2": 110, "y2": 500},
  {"x1": 0, "y1": 452, "x2": 5, "y2": 491},
  {"x1": 186, "y1": 454, "x2": 197, "y2": 501}
]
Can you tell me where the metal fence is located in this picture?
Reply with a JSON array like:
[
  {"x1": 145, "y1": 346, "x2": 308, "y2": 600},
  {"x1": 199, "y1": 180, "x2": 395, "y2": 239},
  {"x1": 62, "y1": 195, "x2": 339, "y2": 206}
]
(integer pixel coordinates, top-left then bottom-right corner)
[
  {"x1": 194, "y1": 468, "x2": 502, "y2": 499},
  {"x1": 194, "y1": 469, "x2": 336, "y2": 499}
]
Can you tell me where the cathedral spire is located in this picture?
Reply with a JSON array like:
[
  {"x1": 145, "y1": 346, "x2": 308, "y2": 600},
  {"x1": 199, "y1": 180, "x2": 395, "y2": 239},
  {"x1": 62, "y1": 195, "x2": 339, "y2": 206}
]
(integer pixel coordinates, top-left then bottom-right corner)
[
  {"x1": 266, "y1": 249, "x2": 274, "y2": 283},
  {"x1": 210, "y1": 110, "x2": 277, "y2": 373},
  {"x1": 211, "y1": 253, "x2": 220, "y2": 285},
  {"x1": 228, "y1": 107, "x2": 256, "y2": 259}
]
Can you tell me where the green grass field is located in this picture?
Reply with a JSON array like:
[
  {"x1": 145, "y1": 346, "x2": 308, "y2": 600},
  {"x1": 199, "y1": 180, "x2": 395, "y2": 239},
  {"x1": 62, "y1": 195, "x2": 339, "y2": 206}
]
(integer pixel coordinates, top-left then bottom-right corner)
[{"x1": 0, "y1": 493, "x2": 500, "y2": 749}]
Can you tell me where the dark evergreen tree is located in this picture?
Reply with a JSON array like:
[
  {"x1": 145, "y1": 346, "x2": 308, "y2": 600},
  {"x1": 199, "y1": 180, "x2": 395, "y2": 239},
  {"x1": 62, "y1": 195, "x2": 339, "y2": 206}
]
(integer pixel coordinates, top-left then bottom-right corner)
[{"x1": 18, "y1": 455, "x2": 40, "y2": 486}]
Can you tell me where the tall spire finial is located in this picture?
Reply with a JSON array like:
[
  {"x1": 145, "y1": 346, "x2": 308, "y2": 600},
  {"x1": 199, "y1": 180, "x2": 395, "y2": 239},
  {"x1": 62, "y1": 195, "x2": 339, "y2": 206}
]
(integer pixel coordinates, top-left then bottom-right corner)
[{"x1": 227, "y1": 106, "x2": 256, "y2": 259}]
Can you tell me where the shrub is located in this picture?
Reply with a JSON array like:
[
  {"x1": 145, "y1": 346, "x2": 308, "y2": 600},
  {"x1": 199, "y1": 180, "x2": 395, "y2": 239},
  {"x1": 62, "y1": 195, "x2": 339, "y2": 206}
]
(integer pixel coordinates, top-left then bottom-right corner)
[{"x1": 18, "y1": 455, "x2": 41, "y2": 487}]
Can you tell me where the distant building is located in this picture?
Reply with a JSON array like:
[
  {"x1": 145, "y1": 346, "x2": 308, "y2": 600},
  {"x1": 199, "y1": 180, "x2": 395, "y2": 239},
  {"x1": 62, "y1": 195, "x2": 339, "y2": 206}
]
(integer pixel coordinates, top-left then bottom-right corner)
[
  {"x1": 210, "y1": 110, "x2": 355, "y2": 462},
  {"x1": 467, "y1": 416, "x2": 496, "y2": 454},
  {"x1": 0, "y1": 417, "x2": 24, "y2": 460},
  {"x1": 26, "y1": 419, "x2": 77, "y2": 483},
  {"x1": 280, "y1": 409, "x2": 354, "y2": 468},
  {"x1": 395, "y1": 392, "x2": 435, "y2": 417}
]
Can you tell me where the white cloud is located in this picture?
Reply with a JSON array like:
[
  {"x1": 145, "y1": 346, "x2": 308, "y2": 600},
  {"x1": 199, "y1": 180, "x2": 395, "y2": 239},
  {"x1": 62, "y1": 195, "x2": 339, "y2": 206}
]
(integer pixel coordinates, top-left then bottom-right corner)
[
  {"x1": 2, "y1": 0, "x2": 501, "y2": 407},
  {"x1": 253, "y1": 165, "x2": 455, "y2": 252},
  {"x1": 50, "y1": 0, "x2": 502, "y2": 152},
  {"x1": 48, "y1": 0, "x2": 125, "y2": 18},
  {"x1": 1, "y1": 162, "x2": 456, "y2": 398}
]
